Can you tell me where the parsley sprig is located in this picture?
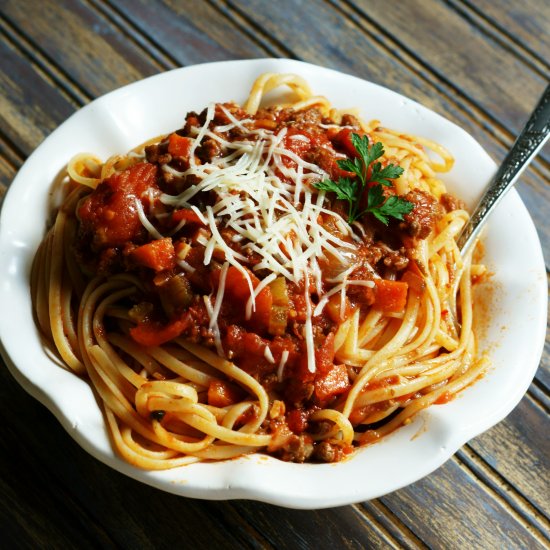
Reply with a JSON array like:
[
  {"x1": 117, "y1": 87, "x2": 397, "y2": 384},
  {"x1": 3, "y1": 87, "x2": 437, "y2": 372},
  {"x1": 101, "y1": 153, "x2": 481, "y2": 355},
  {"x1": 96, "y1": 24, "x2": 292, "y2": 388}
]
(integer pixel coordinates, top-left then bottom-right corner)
[{"x1": 314, "y1": 133, "x2": 414, "y2": 225}]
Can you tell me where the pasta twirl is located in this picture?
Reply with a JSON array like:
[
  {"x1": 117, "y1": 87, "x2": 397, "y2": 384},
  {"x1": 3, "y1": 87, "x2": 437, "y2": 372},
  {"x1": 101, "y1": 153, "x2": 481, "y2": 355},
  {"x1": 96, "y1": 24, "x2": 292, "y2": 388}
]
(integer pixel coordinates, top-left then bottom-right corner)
[{"x1": 31, "y1": 73, "x2": 487, "y2": 468}]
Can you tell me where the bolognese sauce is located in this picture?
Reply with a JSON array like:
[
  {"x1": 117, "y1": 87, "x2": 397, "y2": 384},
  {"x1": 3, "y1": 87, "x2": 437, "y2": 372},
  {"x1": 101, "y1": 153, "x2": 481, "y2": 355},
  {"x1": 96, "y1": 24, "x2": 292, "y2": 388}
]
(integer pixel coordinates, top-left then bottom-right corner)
[{"x1": 32, "y1": 73, "x2": 487, "y2": 467}]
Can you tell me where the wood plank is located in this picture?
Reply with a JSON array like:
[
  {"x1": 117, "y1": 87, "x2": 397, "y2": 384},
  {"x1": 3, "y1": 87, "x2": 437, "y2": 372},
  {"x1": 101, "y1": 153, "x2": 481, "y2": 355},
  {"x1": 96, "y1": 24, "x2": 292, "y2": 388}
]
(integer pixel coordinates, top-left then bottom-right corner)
[
  {"x1": 538, "y1": 280, "x2": 550, "y2": 391},
  {"x1": 457, "y1": 0, "x2": 550, "y2": 65},
  {"x1": 444, "y1": 1, "x2": 548, "y2": 80},
  {"x1": 348, "y1": 0, "x2": 549, "y2": 165},
  {"x1": 467, "y1": 395, "x2": 550, "y2": 521},
  {"x1": 0, "y1": 476, "x2": 114, "y2": 550},
  {"x1": 379, "y1": 457, "x2": 549, "y2": 549},
  {"x1": 230, "y1": 500, "x2": 403, "y2": 549},
  {"x1": 0, "y1": 381, "x2": 116, "y2": 548},
  {"x1": 2, "y1": 0, "x2": 159, "y2": 99},
  {"x1": 0, "y1": 155, "x2": 16, "y2": 195},
  {"x1": 96, "y1": 0, "x2": 272, "y2": 64},
  {"x1": 0, "y1": 37, "x2": 75, "y2": 156}
]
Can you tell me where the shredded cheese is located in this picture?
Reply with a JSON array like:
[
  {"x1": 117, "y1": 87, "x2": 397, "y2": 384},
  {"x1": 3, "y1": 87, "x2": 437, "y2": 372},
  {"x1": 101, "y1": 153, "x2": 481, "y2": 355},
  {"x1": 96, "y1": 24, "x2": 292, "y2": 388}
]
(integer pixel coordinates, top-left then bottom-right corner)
[
  {"x1": 245, "y1": 272, "x2": 277, "y2": 320},
  {"x1": 134, "y1": 198, "x2": 164, "y2": 240},
  {"x1": 155, "y1": 103, "x2": 372, "y2": 373},
  {"x1": 264, "y1": 346, "x2": 275, "y2": 364},
  {"x1": 277, "y1": 350, "x2": 290, "y2": 382},
  {"x1": 303, "y1": 273, "x2": 316, "y2": 374}
]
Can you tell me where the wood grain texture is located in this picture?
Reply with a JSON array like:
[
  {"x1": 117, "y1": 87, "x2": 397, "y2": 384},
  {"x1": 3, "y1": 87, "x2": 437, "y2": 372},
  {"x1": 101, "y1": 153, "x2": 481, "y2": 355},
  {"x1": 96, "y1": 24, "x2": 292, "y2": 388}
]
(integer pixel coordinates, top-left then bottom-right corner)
[
  {"x1": 380, "y1": 458, "x2": 549, "y2": 549},
  {"x1": 94, "y1": 0, "x2": 270, "y2": 65},
  {"x1": 467, "y1": 395, "x2": 550, "y2": 521},
  {"x1": 0, "y1": 156, "x2": 16, "y2": 197},
  {"x1": 2, "y1": 0, "x2": 159, "y2": 99},
  {"x1": 0, "y1": 36, "x2": 75, "y2": 156},
  {"x1": 350, "y1": 0, "x2": 549, "y2": 143},
  {"x1": 443, "y1": 1, "x2": 548, "y2": 82},
  {"x1": 0, "y1": 0, "x2": 548, "y2": 548},
  {"x1": 457, "y1": 0, "x2": 550, "y2": 66},
  {"x1": 230, "y1": 501, "x2": 403, "y2": 549}
]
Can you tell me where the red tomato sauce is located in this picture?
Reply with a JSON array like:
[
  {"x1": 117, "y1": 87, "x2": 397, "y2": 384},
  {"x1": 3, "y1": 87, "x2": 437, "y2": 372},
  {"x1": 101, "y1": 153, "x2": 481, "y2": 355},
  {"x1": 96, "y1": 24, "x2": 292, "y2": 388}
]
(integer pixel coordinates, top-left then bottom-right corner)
[{"x1": 72, "y1": 102, "x2": 447, "y2": 462}]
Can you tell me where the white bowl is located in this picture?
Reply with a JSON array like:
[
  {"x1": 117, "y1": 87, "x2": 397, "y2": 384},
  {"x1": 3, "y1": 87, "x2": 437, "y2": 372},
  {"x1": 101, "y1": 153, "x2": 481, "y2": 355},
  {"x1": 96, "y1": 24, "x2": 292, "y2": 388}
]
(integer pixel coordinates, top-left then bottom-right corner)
[{"x1": 0, "y1": 59, "x2": 546, "y2": 509}]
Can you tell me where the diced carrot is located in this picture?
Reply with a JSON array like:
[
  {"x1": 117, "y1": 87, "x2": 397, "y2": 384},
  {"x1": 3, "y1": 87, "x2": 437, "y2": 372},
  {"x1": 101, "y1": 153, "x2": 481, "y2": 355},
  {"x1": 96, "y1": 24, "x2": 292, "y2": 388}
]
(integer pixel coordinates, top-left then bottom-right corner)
[
  {"x1": 220, "y1": 266, "x2": 273, "y2": 331},
  {"x1": 316, "y1": 332, "x2": 335, "y2": 375},
  {"x1": 374, "y1": 279, "x2": 409, "y2": 312},
  {"x1": 401, "y1": 269, "x2": 426, "y2": 295},
  {"x1": 130, "y1": 316, "x2": 189, "y2": 347},
  {"x1": 331, "y1": 128, "x2": 363, "y2": 158},
  {"x1": 286, "y1": 409, "x2": 309, "y2": 434},
  {"x1": 253, "y1": 285, "x2": 273, "y2": 331},
  {"x1": 314, "y1": 363, "x2": 350, "y2": 403},
  {"x1": 325, "y1": 293, "x2": 353, "y2": 323},
  {"x1": 129, "y1": 238, "x2": 176, "y2": 272},
  {"x1": 167, "y1": 133, "x2": 192, "y2": 158},
  {"x1": 207, "y1": 379, "x2": 244, "y2": 408},
  {"x1": 223, "y1": 266, "x2": 258, "y2": 302},
  {"x1": 172, "y1": 208, "x2": 205, "y2": 226}
]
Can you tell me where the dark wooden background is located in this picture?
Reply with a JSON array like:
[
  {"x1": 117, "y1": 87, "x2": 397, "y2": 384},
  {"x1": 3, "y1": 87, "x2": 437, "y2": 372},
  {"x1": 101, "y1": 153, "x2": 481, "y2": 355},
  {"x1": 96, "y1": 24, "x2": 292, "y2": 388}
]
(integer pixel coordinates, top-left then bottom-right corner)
[{"x1": 1, "y1": 1, "x2": 548, "y2": 548}]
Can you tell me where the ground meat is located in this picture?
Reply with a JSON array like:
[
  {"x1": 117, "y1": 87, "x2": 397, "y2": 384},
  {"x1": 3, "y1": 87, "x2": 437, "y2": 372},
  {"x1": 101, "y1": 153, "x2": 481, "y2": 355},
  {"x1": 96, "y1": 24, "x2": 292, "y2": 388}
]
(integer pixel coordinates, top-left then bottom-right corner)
[
  {"x1": 362, "y1": 245, "x2": 384, "y2": 267},
  {"x1": 356, "y1": 242, "x2": 408, "y2": 273},
  {"x1": 197, "y1": 137, "x2": 222, "y2": 162},
  {"x1": 340, "y1": 113, "x2": 361, "y2": 129},
  {"x1": 382, "y1": 247, "x2": 409, "y2": 271},
  {"x1": 312, "y1": 441, "x2": 344, "y2": 463},
  {"x1": 440, "y1": 192, "x2": 466, "y2": 213},
  {"x1": 145, "y1": 141, "x2": 173, "y2": 166},
  {"x1": 278, "y1": 434, "x2": 314, "y2": 463},
  {"x1": 400, "y1": 189, "x2": 442, "y2": 239},
  {"x1": 213, "y1": 102, "x2": 247, "y2": 126},
  {"x1": 182, "y1": 111, "x2": 201, "y2": 135},
  {"x1": 277, "y1": 107, "x2": 323, "y2": 131}
]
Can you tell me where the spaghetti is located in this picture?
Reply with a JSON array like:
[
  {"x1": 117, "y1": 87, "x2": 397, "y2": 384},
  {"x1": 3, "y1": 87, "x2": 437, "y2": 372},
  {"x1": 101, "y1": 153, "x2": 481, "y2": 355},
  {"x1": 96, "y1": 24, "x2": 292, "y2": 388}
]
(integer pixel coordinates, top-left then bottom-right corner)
[{"x1": 31, "y1": 73, "x2": 488, "y2": 468}]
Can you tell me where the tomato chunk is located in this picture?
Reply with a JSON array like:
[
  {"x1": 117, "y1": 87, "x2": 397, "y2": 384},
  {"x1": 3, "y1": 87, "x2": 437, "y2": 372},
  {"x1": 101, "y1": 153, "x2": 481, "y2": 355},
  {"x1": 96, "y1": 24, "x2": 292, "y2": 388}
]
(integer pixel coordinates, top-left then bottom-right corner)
[
  {"x1": 331, "y1": 128, "x2": 366, "y2": 158},
  {"x1": 401, "y1": 269, "x2": 425, "y2": 295},
  {"x1": 314, "y1": 363, "x2": 350, "y2": 403},
  {"x1": 220, "y1": 266, "x2": 273, "y2": 331},
  {"x1": 287, "y1": 409, "x2": 309, "y2": 434},
  {"x1": 207, "y1": 379, "x2": 244, "y2": 408},
  {"x1": 129, "y1": 238, "x2": 176, "y2": 272},
  {"x1": 374, "y1": 279, "x2": 409, "y2": 312},
  {"x1": 130, "y1": 316, "x2": 189, "y2": 347},
  {"x1": 172, "y1": 209, "x2": 206, "y2": 226},
  {"x1": 78, "y1": 162, "x2": 158, "y2": 248},
  {"x1": 167, "y1": 133, "x2": 192, "y2": 159}
]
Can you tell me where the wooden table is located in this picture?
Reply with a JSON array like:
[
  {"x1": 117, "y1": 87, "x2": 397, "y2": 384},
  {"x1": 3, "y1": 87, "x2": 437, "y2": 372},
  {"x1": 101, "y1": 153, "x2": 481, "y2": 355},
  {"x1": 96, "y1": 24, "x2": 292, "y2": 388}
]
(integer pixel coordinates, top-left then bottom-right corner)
[{"x1": 1, "y1": 1, "x2": 548, "y2": 547}]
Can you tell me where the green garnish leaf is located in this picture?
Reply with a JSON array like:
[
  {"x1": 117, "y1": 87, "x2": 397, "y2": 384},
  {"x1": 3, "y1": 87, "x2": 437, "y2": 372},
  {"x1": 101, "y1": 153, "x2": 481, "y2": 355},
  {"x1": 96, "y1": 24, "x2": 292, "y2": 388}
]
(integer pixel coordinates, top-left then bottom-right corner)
[
  {"x1": 363, "y1": 186, "x2": 414, "y2": 225},
  {"x1": 315, "y1": 177, "x2": 358, "y2": 204},
  {"x1": 370, "y1": 163, "x2": 405, "y2": 186},
  {"x1": 314, "y1": 132, "x2": 413, "y2": 225}
]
